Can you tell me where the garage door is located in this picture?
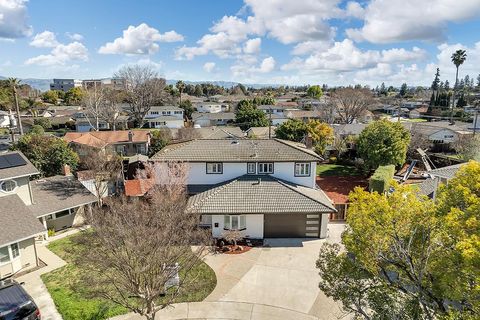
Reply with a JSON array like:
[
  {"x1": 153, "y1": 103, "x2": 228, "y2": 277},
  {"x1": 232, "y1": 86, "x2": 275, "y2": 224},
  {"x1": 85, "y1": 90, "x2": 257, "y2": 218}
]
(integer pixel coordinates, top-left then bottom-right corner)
[{"x1": 264, "y1": 214, "x2": 320, "y2": 238}]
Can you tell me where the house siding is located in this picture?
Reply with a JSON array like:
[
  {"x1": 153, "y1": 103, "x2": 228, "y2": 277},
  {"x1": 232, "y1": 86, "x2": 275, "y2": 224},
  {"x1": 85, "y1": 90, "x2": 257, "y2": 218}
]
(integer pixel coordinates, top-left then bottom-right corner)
[
  {"x1": 0, "y1": 238, "x2": 38, "y2": 279},
  {"x1": 211, "y1": 214, "x2": 264, "y2": 239},
  {"x1": 0, "y1": 176, "x2": 32, "y2": 205}
]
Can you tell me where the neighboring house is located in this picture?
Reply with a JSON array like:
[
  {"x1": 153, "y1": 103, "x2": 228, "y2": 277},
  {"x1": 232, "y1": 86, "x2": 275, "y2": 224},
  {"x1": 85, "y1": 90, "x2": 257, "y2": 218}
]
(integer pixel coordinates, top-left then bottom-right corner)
[
  {"x1": 64, "y1": 130, "x2": 151, "y2": 157},
  {"x1": 418, "y1": 163, "x2": 464, "y2": 199},
  {"x1": 21, "y1": 109, "x2": 54, "y2": 118},
  {"x1": 245, "y1": 126, "x2": 276, "y2": 139},
  {"x1": 406, "y1": 121, "x2": 473, "y2": 144},
  {"x1": 0, "y1": 111, "x2": 10, "y2": 128},
  {"x1": 144, "y1": 106, "x2": 184, "y2": 129},
  {"x1": 152, "y1": 139, "x2": 336, "y2": 239},
  {"x1": 409, "y1": 110, "x2": 421, "y2": 119},
  {"x1": 192, "y1": 112, "x2": 235, "y2": 127},
  {"x1": 0, "y1": 151, "x2": 96, "y2": 279},
  {"x1": 284, "y1": 110, "x2": 322, "y2": 122},
  {"x1": 73, "y1": 112, "x2": 129, "y2": 132},
  {"x1": 195, "y1": 103, "x2": 223, "y2": 113}
]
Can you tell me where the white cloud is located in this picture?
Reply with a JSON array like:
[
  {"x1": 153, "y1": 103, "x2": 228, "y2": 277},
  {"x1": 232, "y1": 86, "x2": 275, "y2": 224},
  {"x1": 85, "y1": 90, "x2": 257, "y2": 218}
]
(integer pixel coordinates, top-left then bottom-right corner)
[
  {"x1": 203, "y1": 62, "x2": 216, "y2": 73},
  {"x1": 66, "y1": 32, "x2": 84, "y2": 41},
  {"x1": 283, "y1": 40, "x2": 430, "y2": 73},
  {"x1": 243, "y1": 38, "x2": 261, "y2": 54},
  {"x1": 231, "y1": 56, "x2": 275, "y2": 79},
  {"x1": 291, "y1": 40, "x2": 332, "y2": 55},
  {"x1": 0, "y1": 0, "x2": 32, "y2": 39},
  {"x1": 345, "y1": 1, "x2": 365, "y2": 19},
  {"x1": 25, "y1": 41, "x2": 88, "y2": 66},
  {"x1": 99, "y1": 23, "x2": 184, "y2": 55},
  {"x1": 257, "y1": 56, "x2": 275, "y2": 73},
  {"x1": 30, "y1": 31, "x2": 59, "y2": 48},
  {"x1": 346, "y1": 0, "x2": 480, "y2": 43}
]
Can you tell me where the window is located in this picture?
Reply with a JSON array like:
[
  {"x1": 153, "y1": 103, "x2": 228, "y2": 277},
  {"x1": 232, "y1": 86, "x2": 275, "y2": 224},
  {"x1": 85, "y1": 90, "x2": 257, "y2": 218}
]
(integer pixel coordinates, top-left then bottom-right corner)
[
  {"x1": 151, "y1": 111, "x2": 159, "y2": 115},
  {"x1": 206, "y1": 162, "x2": 223, "y2": 174},
  {"x1": 174, "y1": 111, "x2": 183, "y2": 114},
  {"x1": 247, "y1": 162, "x2": 256, "y2": 174},
  {"x1": 258, "y1": 162, "x2": 274, "y2": 174},
  {"x1": 295, "y1": 162, "x2": 311, "y2": 177},
  {"x1": 224, "y1": 215, "x2": 246, "y2": 230},
  {"x1": 0, "y1": 246, "x2": 9, "y2": 264},
  {"x1": 55, "y1": 210, "x2": 70, "y2": 218},
  {"x1": 136, "y1": 144, "x2": 146, "y2": 154},
  {"x1": 115, "y1": 145, "x2": 126, "y2": 155},
  {"x1": 1, "y1": 179, "x2": 17, "y2": 193},
  {"x1": 11, "y1": 243, "x2": 19, "y2": 258}
]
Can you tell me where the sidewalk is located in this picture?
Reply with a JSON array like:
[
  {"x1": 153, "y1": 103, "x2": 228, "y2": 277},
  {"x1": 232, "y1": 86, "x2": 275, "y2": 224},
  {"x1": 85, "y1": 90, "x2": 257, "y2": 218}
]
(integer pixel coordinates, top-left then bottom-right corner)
[
  {"x1": 111, "y1": 301, "x2": 320, "y2": 320},
  {"x1": 16, "y1": 243, "x2": 66, "y2": 320}
]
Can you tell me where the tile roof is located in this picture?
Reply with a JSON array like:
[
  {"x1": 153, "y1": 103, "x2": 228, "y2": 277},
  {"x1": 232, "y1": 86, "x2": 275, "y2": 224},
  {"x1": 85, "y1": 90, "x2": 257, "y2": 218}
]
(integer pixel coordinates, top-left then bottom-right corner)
[
  {"x1": 0, "y1": 195, "x2": 45, "y2": 247},
  {"x1": 187, "y1": 175, "x2": 335, "y2": 214},
  {"x1": 29, "y1": 175, "x2": 97, "y2": 217},
  {"x1": 124, "y1": 178, "x2": 155, "y2": 196},
  {"x1": 64, "y1": 130, "x2": 150, "y2": 148},
  {"x1": 0, "y1": 152, "x2": 40, "y2": 180},
  {"x1": 332, "y1": 123, "x2": 367, "y2": 136},
  {"x1": 285, "y1": 110, "x2": 322, "y2": 119},
  {"x1": 151, "y1": 138, "x2": 321, "y2": 162}
]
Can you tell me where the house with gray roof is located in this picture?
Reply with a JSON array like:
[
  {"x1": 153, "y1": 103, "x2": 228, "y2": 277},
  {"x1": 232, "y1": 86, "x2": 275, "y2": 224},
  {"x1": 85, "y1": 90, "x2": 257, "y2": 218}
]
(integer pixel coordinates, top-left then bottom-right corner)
[
  {"x1": 0, "y1": 151, "x2": 96, "y2": 279},
  {"x1": 152, "y1": 139, "x2": 335, "y2": 239},
  {"x1": 192, "y1": 112, "x2": 235, "y2": 127},
  {"x1": 418, "y1": 163, "x2": 464, "y2": 199}
]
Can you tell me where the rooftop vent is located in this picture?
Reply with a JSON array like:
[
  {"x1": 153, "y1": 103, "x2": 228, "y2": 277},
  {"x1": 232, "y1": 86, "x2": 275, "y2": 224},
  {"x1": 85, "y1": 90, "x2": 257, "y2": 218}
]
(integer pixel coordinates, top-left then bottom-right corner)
[{"x1": 231, "y1": 140, "x2": 239, "y2": 145}]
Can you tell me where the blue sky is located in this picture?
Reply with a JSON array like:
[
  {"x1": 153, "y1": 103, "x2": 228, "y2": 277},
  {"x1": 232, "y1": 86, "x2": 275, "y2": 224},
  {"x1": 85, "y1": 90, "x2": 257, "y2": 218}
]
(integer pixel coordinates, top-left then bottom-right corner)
[{"x1": 1, "y1": 0, "x2": 479, "y2": 86}]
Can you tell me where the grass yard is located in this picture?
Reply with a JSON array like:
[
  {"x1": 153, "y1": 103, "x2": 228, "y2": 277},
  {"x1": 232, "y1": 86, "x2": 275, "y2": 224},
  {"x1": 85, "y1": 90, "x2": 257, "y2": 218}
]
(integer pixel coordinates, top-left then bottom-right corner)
[
  {"x1": 316, "y1": 164, "x2": 362, "y2": 177},
  {"x1": 42, "y1": 233, "x2": 217, "y2": 320}
]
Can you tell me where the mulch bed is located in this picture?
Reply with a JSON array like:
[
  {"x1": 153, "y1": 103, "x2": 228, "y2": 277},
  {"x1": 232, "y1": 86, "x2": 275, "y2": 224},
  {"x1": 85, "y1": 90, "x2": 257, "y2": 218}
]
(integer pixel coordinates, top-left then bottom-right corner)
[{"x1": 222, "y1": 245, "x2": 252, "y2": 254}]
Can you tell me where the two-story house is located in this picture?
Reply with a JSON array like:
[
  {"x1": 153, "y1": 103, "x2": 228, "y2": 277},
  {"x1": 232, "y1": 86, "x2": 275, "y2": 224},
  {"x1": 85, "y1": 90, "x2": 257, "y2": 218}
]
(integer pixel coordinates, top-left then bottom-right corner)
[
  {"x1": 258, "y1": 105, "x2": 300, "y2": 125},
  {"x1": 64, "y1": 130, "x2": 151, "y2": 158},
  {"x1": 144, "y1": 106, "x2": 184, "y2": 129},
  {"x1": 0, "y1": 152, "x2": 96, "y2": 279},
  {"x1": 152, "y1": 139, "x2": 336, "y2": 239}
]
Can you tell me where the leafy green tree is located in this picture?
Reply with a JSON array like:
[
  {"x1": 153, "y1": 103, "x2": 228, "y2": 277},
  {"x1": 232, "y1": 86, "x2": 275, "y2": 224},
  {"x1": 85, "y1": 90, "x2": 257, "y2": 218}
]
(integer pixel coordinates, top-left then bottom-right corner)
[
  {"x1": 306, "y1": 85, "x2": 323, "y2": 99},
  {"x1": 176, "y1": 80, "x2": 185, "y2": 104},
  {"x1": 306, "y1": 120, "x2": 333, "y2": 155},
  {"x1": 33, "y1": 118, "x2": 52, "y2": 130},
  {"x1": 235, "y1": 104, "x2": 269, "y2": 130},
  {"x1": 179, "y1": 99, "x2": 194, "y2": 120},
  {"x1": 30, "y1": 125, "x2": 45, "y2": 135},
  {"x1": 275, "y1": 119, "x2": 307, "y2": 142},
  {"x1": 317, "y1": 167, "x2": 480, "y2": 319},
  {"x1": 42, "y1": 90, "x2": 59, "y2": 104},
  {"x1": 64, "y1": 87, "x2": 85, "y2": 105},
  {"x1": 399, "y1": 83, "x2": 408, "y2": 97},
  {"x1": 357, "y1": 119, "x2": 410, "y2": 170},
  {"x1": 148, "y1": 129, "x2": 172, "y2": 157},
  {"x1": 10, "y1": 132, "x2": 79, "y2": 177}
]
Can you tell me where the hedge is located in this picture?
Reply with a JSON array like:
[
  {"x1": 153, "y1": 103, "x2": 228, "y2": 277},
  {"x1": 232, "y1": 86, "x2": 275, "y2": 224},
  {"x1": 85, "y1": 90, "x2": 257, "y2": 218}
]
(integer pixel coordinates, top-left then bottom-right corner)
[{"x1": 369, "y1": 165, "x2": 395, "y2": 193}]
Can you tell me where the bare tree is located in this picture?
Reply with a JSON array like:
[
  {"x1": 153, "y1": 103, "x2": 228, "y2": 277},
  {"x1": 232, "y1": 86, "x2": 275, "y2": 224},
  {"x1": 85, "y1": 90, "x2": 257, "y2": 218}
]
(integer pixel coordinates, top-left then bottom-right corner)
[
  {"x1": 100, "y1": 88, "x2": 123, "y2": 130},
  {"x1": 222, "y1": 229, "x2": 244, "y2": 250},
  {"x1": 176, "y1": 127, "x2": 201, "y2": 141},
  {"x1": 115, "y1": 65, "x2": 166, "y2": 127},
  {"x1": 330, "y1": 88, "x2": 374, "y2": 124},
  {"x1": 82, "y1": 84, "x2": 106, "y2": 131},
  {"x1": 77, "y1": 147, "x2": 124, "y2": 204},
  {"x1": 75, "y1": 163, "x2": 211, "y2": 320}
]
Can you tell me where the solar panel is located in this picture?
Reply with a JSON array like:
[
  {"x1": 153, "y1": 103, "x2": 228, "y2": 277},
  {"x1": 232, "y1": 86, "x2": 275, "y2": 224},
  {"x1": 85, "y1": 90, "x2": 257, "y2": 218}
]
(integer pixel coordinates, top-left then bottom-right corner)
[{"x1": 0, "y1": 153, "x2": 27, "y2": 169}]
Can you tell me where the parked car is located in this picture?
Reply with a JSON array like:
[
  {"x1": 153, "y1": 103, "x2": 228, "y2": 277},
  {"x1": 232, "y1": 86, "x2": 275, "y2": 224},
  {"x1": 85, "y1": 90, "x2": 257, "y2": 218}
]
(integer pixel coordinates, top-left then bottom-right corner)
[{"x1": 0, "y1": 279, "x2": 40, "y2": 320}]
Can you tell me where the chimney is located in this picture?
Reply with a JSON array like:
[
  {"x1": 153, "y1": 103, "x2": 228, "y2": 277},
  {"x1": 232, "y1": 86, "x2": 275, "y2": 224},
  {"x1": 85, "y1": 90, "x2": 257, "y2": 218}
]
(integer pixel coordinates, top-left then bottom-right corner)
[
  {"x1": 305, "y1": 134, "x2": 313, "y2": 149},
  {"x1": 128, "y1": 131, "x2": 133, "y2": 142},
  {"x1": 62, "y1": 164, "x2": 72, "y2": 176}
]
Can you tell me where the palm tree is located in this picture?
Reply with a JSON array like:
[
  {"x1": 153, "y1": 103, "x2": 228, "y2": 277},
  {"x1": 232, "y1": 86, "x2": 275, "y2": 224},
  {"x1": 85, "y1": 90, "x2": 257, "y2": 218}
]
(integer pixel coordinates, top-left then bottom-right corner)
[
  {"x1": 450, "y1": 49, "x2": 467, "y2": 123},
  {"x1": 7, "y1": 78, "x2": 23, "y2": 135},
  {"x1": 175, "y1": 80, "x2": 185, "y2": 105}
]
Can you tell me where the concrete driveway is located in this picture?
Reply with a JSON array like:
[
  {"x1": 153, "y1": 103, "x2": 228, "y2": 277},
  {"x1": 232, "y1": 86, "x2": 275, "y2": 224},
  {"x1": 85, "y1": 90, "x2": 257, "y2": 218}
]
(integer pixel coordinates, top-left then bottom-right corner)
[{"x1": 202, "y1": 223, "x2": 347, "y2": 319}]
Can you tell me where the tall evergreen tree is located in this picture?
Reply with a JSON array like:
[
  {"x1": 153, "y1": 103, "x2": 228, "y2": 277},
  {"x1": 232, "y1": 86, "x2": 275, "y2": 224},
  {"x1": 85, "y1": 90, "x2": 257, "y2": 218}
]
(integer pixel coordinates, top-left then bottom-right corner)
[
  {"x1": 451, "y1": 49, "x2": 467, "y2": 123},
  {"x1": 431, "y1": 68, "x2": 441, "y2": 106}
]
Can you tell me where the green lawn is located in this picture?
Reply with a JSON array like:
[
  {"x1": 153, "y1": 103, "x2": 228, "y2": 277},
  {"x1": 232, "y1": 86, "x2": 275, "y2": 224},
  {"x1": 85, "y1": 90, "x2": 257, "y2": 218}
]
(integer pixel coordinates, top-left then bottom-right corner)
[
  {"x1": 316, "y1": 164, "x2": 362, "y2": 177},
  {"x1": 42, "y1": 233, "x2": 217, "y2": 320}
]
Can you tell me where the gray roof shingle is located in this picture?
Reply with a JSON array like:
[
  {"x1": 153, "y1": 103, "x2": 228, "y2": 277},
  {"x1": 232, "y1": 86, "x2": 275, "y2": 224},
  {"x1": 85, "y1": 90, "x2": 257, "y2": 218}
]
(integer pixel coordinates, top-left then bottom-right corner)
[
  {"x1": 427, "y1": 163, "x2": 463, "y2": 180},
  {"x1": 187, "y1": 175, "x2": 336, "y2": 214},
  {"x1": 152, "y1": 138, "x2": 321, "y2": 162},
  {"x1": 0, "y1": 152, "x2": 39, "y2": 180},
  {"x1": 0, "y1": 195, "x2": 45, "y2": 247},
  {"x1": 29, "y1": 175, "x2": 97, "y2": 217}
]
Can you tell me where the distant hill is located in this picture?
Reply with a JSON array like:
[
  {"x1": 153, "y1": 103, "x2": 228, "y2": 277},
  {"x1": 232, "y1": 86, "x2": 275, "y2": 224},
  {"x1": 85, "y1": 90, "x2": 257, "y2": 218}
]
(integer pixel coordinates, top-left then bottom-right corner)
[{"x1": 1, "y1": 76, "x2": 282, "y2": 92}]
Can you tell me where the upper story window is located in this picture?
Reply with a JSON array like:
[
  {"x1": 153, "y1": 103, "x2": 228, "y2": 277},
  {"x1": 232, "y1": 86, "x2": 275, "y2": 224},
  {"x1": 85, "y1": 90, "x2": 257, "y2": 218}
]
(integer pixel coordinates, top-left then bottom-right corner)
[
  {"x1": 247, "y1": 162, "x2": 256, "y2": 174},
  {"x1": 174, "y1": 111, "x2": 183, "y2": 115},
  {"x1": 151, "y1": 111, "x2": 159, "y2": 115},
  {"x1": 258, "y1": 162, "x2": 274, "y2": 174},
  {"x1": 206, "y1": 162, "x2": 223, "y2": 174},
  {"x1": 0, "y1": 179, "x2": 17, "y2": 193},
  {"x1": 295, "y1": 162, "x2": 311, "y2": 177}
]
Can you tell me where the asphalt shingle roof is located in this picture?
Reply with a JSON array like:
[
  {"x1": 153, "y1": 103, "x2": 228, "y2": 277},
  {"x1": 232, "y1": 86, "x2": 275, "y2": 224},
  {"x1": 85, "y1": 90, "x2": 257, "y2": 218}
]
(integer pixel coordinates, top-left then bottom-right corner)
[
  {"x1": 0, "y1": 195, "x2": 45, "y2": 247},
  {"x1": 151, "y1": 138, "x2": 321, "y2": 162},
  {"x1": 29, "y1": 175, "x2": 97, "y2": 217},
  {"x1": 427, "y1": 163, "x2": 464, "y2": 180},
  {"x1": 0, "y1": 152, "x2": 39, "y2": 180},
  {"x1": 187, "y1": 175, "x2": 335, "y2": 214}
]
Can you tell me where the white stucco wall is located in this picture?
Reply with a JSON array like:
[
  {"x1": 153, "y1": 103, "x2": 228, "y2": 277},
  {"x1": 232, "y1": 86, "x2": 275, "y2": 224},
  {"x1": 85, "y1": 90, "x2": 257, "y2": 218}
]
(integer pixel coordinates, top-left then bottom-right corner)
[
  {"x1": 319, "y1": 213, "x2": 329, "y2": 238},
  {"x1": 0, "y1": 176, "x2": 32, "y2": 205},
  {"x1": 148, "y1": 119, "x2": 184, "y2": 129},
  {"x1": 211, "y1": 214, "x2": 264, "y2": 239},
  {"x1": 187, "y1": 162, "x2": 316, "y2": 188},
  {"x1": 196, "y1": 105, "x2": 222, "y2": 113}
]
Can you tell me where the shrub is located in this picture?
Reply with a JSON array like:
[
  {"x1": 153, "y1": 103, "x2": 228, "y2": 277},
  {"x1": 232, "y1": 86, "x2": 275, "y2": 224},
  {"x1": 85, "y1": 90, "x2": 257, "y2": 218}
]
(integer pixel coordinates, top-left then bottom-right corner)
[
  {"x1": 48, "y1": 229, "x2": 56, "y2": 237},
  {"x1": 329, "y1": 156, "x2": 337, "y2": 163},
  {"x1": 369, "y1": 165, "x2": 395, "y2": 193}
]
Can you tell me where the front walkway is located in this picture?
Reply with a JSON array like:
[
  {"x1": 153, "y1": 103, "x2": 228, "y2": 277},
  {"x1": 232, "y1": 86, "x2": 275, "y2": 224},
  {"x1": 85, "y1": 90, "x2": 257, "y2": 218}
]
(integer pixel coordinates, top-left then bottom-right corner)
[{"x1": 16, "y1": 243, "x2": 66, "y2": 320}]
